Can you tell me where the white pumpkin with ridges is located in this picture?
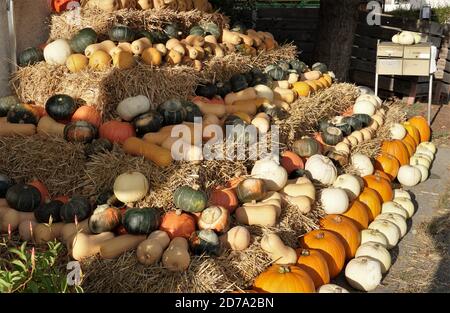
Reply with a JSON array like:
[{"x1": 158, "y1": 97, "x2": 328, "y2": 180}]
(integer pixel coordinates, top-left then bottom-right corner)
[
  {"x1": 113, "y1": 171, "x2": 149, "y2": 203},
  {"x1": 317, "y1": 284, "x2": 350, "y2": 293},
  {"x1": 351, "y1": 153, "x2": 374, "y2": 177},
  {"x1": 355, "y1": 242, "x2": 392, "y2": 273},
  {"x1": 251, "y1": 157, "x2": 288, "y2": 191},
  {"x1": 332, "y1": 174, "x2": 361, "y2": 201},
  {"x1": 375, "y1": 213, "x2": 407, "y2": 238},
  {"x1": 397, "y1": 165, "x2": 422, "y2": 187},
  {"x1": 305, "y1": 155, "x2": 337, "y2": 185},
  {"x1": 345, "y1": 257, "x2": 382, "y2": 291},
  {"x1": 368, "y1": 219, "x2": 401, "y2": 249},
  {"x1": 381, "y1": 201, "x2": 408, "y2": 219},
  {"x1": 360, "y1": 229, "x2": 389, "y2": 248},
  {"x1": 321, "y1": 187, "x2": 349, "y2": 214},
  {"x1": 393, "y1": 197, "x2": 415, "y2": 218},
  {"x1": 44, "y1": 39, "x2": 72, "y2": 65},
  {"x1": 390, "y1": 123, "x2": 406, "y2": 140}
]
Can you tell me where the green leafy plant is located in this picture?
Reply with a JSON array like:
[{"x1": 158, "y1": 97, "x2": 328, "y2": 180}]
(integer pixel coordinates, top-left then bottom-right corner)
[{"x1": 0, "y1": 240, "x2": 83, "y2": 293}]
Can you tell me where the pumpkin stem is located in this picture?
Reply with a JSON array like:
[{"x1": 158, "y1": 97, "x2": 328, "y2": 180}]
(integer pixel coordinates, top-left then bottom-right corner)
[
  {"x1": 333, "y1": 215, "x2": 342, "y2": 223},
  {"x1": 175, "y1": 209, "x2": 183, "y2": 216},
  {"x1": 278, "y1": 266, "x2": 291, "y2": 274},
  {"x1": 315, "y1": 231, "x2": 325, "y2": 239},
  {"x1": 300, "y1": 249, "x2": 310, "y2": 257},
  {"x1": 192, "y1": 183, "x2": 200, "y2": 190}
]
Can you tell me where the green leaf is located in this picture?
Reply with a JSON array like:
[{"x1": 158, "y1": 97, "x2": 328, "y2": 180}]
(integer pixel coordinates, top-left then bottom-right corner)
[{"x1": 10, "y1": 260, "x2": 28, "y2": 272}]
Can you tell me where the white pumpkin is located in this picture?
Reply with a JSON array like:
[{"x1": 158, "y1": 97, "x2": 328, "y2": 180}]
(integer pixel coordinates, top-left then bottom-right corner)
[
  {"x1": 335, "y1": 142, "x2": 350, "y2": 155},
  {"x1": 390, "y1": 123, "x2": 406, "y2": 140},
  {"x1": 355, "y1": 242, "x2": 392, "y2": 274},
  {"x1": 360, "y1": 229, "x2": 389, "y2": 248},
  {"x1": 412, "y1": 164, "x2": 429, "y2": 183},
  {"x1": 381, "y1": 201, "x2": 408, "y2": 219},
  {"x1": 353, "y1": 99, "x2": 376, "y2": 116},
  {"x1": 418, "y1": 141, "x2": 436, "y2": 154},
  {"x1": 350, "y1": 130, "x2": 364, "y2": 143},
  {"x1": 392, "y1": 33, "x2": 400, "y2": 44},
  {"x1": 358, "y1": 86, "x2": 374, "y2": 95},
  {"x1": 360, "y1": 128, "x2": 373, "y2": 141},
  {"x1": 410, "y1": 155, "x2": 431, "y2": 169},
  {"x1": 317, "y1": 284, "x2": 350, "y2": 293},
  {"x1": 375, "y1": 213, "x2": 407, "y2": 238},
  {"x1": 113, "y1": 171, "x2": 149, "y2": 203},
  {"x1": 321, "y1": 187, "x2": 349, "y2": 214},
  {"x1": 369, "y1": 119, "x2": 379, "y2": 131},
  {"x1": 393, "y1": 189, "x2": 411, "y2": 200},
  {"x1": 288, "y1": 73, "x2": 299, "y2": 84},
  {"x1": 347, "y1": 135, "x2": 359, "y2": 146},
  {"x1": 116, "y1": 95, "x2": 151, "y2": 121},
  {"x1": 413, "y1": 32, "x2": 422, "y2": 44},
  {"x1": 351, "y1": 153, "x2": 374, "y2": 177},
  {"x1": 304, "y1": 155, "x2": 337, "y2": 185},
  {"x1": 371, "y1": 113, "x2": 384, "y2": 127},
  {"x1": 393, "y1": 197, "x2": 415, "y2": 218},
  {"x1": 332, "y1": 174, "x2": 361, "y2": 201},
  {"x1": 254, "y1": 84, "x2": 274, "y2": 102},
  {"x1": 251, "y1": 157, "x2": 288, "y2": 191},
  {"x1": 44, "y1": 39, "x2": 72, "y2": 65},
  {"x1": 356, "y1": 94, "x2": 380, "y2": 108},
  {"x1": 397, "y1": 165, "x2": 422, "y2": 187},
  {"x1": 414, "y1": 152, "x2": 433, "y2": 164},
  {"x1": 345, "y1": 257, "x2": 382, "y2": 291},
  {"x1": 398, "y1": 31, "x2": 415, "y2": 45},
  {"x1": 415, "y1": 146, "x2": 435, "y2": 160},
  {"x1": 368, "y1": 219, "x2": 401, "y2": 249},
  {"x1": 377, "y1": 108, "x2": 386, "y2": 117}
]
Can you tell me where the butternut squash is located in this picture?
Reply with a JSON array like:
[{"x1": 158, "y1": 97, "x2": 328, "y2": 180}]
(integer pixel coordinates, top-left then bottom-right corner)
[
  {"x1": 99, "y1": 234, "x2": 146, "y2": 259},
  {"x1": 221, "y1": 29, "x2": 242, "y2": 45},
  {"x1": 273, "y1": 87, "x2": 296, "y2": 104},
  {"x1": 142, "y1": 47, "x2": 162, "y2": 66},
  {"x1": 37, "y1": 116, "x2": 65, "y2": 137},
  {"x1": 162, "y1": 237, "x2": 191, "y2": 271},
  {"x1": 204, "y1": 35, "x2": 217, "y2": 44},
  {"x1": 264, "y1": 38, "x2": 276, "y2": 50},
  {"x1": 235, "y1": 205, "x2": 278, "y2": 227},
  {"x1": 184, "y1": 44, "x2": 199, "y2": 59},
  {"x1": 138, "y1": 0, "x2": 153, "y2": 9},
  {"x1": 251, "y1": 116, "x2": 270, "y2": 133},
  {"x1": 0, "y1": 117, "x2": 7, "y2": 123},
  {"x1": 112, "y1": 51, "x2": 135, "y2": 69},
  {"x1": 304, "y1": 70, "x2": 322, "y2": 80},
  {"x1": 204, "y1": 42, "x2": 224, "y2": 57},
  {"x1": 136, "y1": 230, "x2": 170, "y2": 265},
  {"x1": 184, "y1": 35, "x2": 205, "y2": 47},
  {"x1": 131, "y1": 37, "x2": 152, "y2": 55},
  {"x1": 193, "y1": 99, "x2": 226, "y2": 118},
  {"x1": 123, "y1": 137, "x2": 173, "y2": 167},
  {"x1": 261, "y1": 233, "x2": 297, "y2": 264},
  {"x1": 166, "y1": 38, "x2": 181, "y2": 50},
  {"x1": 70, "y1": 232, "x2": 115, "y2": 260},
  {"x1": 85, "y1": 40, "x2": 116, "y2": 58},
  {"x1": 220, "y1": 226, "x2": 251, "y2": 251},
  {"x1": 224, "y1": 87, "x2": 257, "y2": 106},
  {"x1": 34, "y1": 223, "x2": 65, "y2": 244},
  {"x1": 281, "y1": 182, "x2": 316, "y2": 201},
  {"x1": 0, "y1": 123, "x2": 36, "y2": 137},
  {"x1": 284, "y1": 195, "x2": 312, "y2": 214},
  {"x1": 246, "y1": 30, "x2": 263, "y2": 47},
  {"x1": 1, "y1": 209, "x2": 36, "y2": 233},
  {"x1": 272, "y1": 80, "x2": 290, "y2": 89},
  {"x1": 273, "y1": 99, "x2": 290, "y2": 111},
  {"x1": 18, "y1": 220, "x2": 37, "y2": 241},
  {"x1": 166, "y1": 50, "x2": 183, "y2": 65},
  {"x1": 237, "y1": 33, "x2": 254, "y2": 46},
  {"x1": 234, "y1": 98, "x2": 269, "y2": 109},
  {"x1": 61, "y1": 219, "x2": 91, "y2": 243},
  {"x1": 194, "y1": 60, "x2": 202, "y2": 71},
  {"x1": 154, "y1": 43, "x2": 168, "y2": 56},
  {"x1": 225, "y1": 102, "x2": 257, "y2": 116},
  {"x1": 143, "y1": 131, "x2": 170, "y2": 145},
  {"x1": 117, "y1": 42, "x2": 133, "y2": 54}
]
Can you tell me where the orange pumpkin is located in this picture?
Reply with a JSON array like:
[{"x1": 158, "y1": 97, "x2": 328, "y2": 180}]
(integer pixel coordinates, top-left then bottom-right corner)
[
  {"x1": 373, "y1": 170, "x2": 391, "y2": 182},
  {"x1": 342, "y1": 200, "x2": 370, "y2": 230},
  {"x1": 402, "y1": 139, "x2": 415, "y2": 157},
  {"x1": 319, "y1": 215, "x2": 361, "y2": 259},
  {"x1": 192, "y1": 96, "x2": 225, "y2": 106},
  {"x1": 299, "y1": 230, "x2": 346, "y2": 278},
  {"x1": 296, "y1": 248, "x2": 330, "y2": 287},
  {"x1": 99, "y1": 120, "x2": 135, "y2": 144},
  {"x1": 208, "y1": 187, "x2": 239, "y2": 214},
  {"x1": 253, "y1": 264, "x2": 315, "y2": 293},
  {"x1": 53, "y1": 195, "x2": 70, "y2": 204},
  {"x1": 226, "y1": 177, "x2": 245, "y2": 190},
  {"x1": 313, "y1": 132, "x2": 327, "y2": 147},
  {"x1": 342, "y1": 106, "x2": 353, "y2": 117},
  {"x1": 28, "y1": 178, "x2": 50, "y2": 205},
  {"x1": 280, "y1": 151, "x2": 304, "y2": 174},
  {"x1": 29, "y1": 104, "x2": 46, "y2": 118},
  {"x1": 374, "y1": 153, "x2": 400, "y2": 181},
  {"x1": 380, "y1": 140, "x2": 410, "y2": 166},
  {"x1": 159, "y1": 210, "x2": 196, "y2": 239},
  {"x1": 357, "y1": 187, "x2": 382, "y2": 221},
  {"x1": 408, "y1": 116, "x2": 431, "y2": 142},
  {"x1": 402, "y1": 122, "x2": 420, "y2": 146},
  {"x1": 363, "y1": 175, "x2": 393, "y2": 202},
  {"x1": 402, "y1": 134, "x2": 417, "y2": 151},
  {"x1": 50, "y1": 0, "x2": 79, "y2": 13},
  {"x1": 71, "y1": 106, "x2": 102, "y2": 128}
]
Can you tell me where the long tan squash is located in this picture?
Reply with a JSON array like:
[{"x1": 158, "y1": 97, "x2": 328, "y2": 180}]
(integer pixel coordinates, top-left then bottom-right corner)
[
  {"x1": 85, "y1": 40, "x2": 116, "y2": 58},
  {"x1": 136, "y1": 230, "x2": 170, "y2": 265},
  {"x1": 61, "y1": 219, "x2": 91, "y2": 243},
  {"x1": 19, "y1": 220, "x2": 37, "y2": 241},
  {"x1": 224, "y1": 88, "x2": 257, "y2": 106},
  {"x1": 70, "y1": 232, "x2": 115, "y2": 260},
  {"x1": 34, "y1": 223, "x2": 65, "y2": 244},
  {"x1": 143, "y1": 131, "x2": 170, "y2": 145},
  {"x1": 37, "y1": 116, "x2": 65, "y2": 137},
  {"x1": 221, "y1": 29, "x2": 242, "y2": 45},
  {"x1": 235, "y1": 205, "x2": 277, "y2": 227},
  {"x1": 0, "y1": 117, "x2": 7, "y2": 123},
  {"x1": 0, "y1": 123, "x2": 36, "y2": 137},
  {"x1": 123, "y1": 137, "x2": 173, "y2": 167},
  {"x1": 99, "y1": 234, "x2": 146, "y2": 259},
  {"x1": 162, "y1": 237, "x2": 191, "y2": 271},
  {"x1": 131, "y1": 37, "x2": 152, "y2": 55},
  {"x1": 261, "y1": 233, "x2": 297, "y2": 264}
]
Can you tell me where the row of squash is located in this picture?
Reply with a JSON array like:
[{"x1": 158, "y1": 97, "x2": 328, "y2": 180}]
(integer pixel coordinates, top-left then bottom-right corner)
[{"x1": 84, "y1": 0, "x2": 214, "y2": 13}]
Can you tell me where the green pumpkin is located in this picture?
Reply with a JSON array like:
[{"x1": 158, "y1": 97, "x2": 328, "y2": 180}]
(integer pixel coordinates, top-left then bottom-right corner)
[
  {"x1": 231, "y1": 21, "x2": 247, "y2": 34},
  {"x1": 292, "y1": 136, "x2": 321, "y2": 158},
  {"x1": 7, "y1": 103, "x2": 39, "y2": 125},
  {"x1": 60, "y1": 196, "x2": 92, "y2": 223},
  {"x1": 353, "y1": 114, "x2": 372, "y2": 127},
  {"x1": 190, "y1": 26, "x2": 205, "y2": 36},
  {"x1": 216, "y1": 81, "x2": 232, "y2": 98},
  {"x1": 136, "y1": 30, "x2": 168, "y2": 44},
  {"x1": 261, "y1": 104, "x2": 288, "y2": 120},
  {"x1": 164, "y1": 23, "x2": 183, "y2": 39},
  {"x1": 264, "y1": 65, "x2": 286, "y2": 81},
  {"x1": 173, "y1": 186, "x2": 207, "y2": 213},
  {"x1": 6, "y1": 184, "x2": 41, "y2": 212},
  {"x1": 133, "y1": 111, "x2": 164, "y2": 136},
  {"x1": 85, "y1": 138, "x2": 113, "y2": 158},
  {"x1": 0, "y1": 95, "x2": 19, "y2": 117},
  {"x1": 95, "y1": 189, "x2": 124, "y2": 207},
  {"x1": 64, "y1": 121, "x2": 97, "y2": 144},
  {"x1": 334, "y1": 122, "x2": 352, "y2": 136},
  {"x1": 322, "y1": 127, "x2": 343, "y2": 146},
  {"x1": 158, "y1": 99, "x2": 187, "y2": 125},
  {"x1": 250, "y1": 69, "x2": 271, "y2": 87},
  {"x1": 0, "y1": 174, "x2": 14, "y2": 198},
  {"x1": 195, "y1": 83, "x2": 217, "y2": 99},
  {"x1": 182, "y1": 100, "x2": 202, "y2": 122},
  {"x1": 312, "y1": 62, "x2": 328, "y2": 73},
  {"x1": 204, "y1": 23, "x2": 221, "y2": 39},
  {"x1": 277, "y1": 61, "x2": 290, "y2": 72},
  {"x1": 70, "y1": 28, "x2": 98, "y2": 53},
  {"x1": 123, "y1": 207, "x2": 161, "y2": 235},
  {"x1": 288, "y1": 169, "x2": 309, "y2": 180},
  {"x1": 230, "y1": 74, "x2": 248, "y2": 92},
  {"x1": 236, "y1": 178, "x2": 267, "y2": 203},
  {"x1": 18, "y1": 47, "x2": 44, "y2": 67},
  {"x1": 318, "y1": 118, "x2": 331, "y2": 133},
  {"x1": 343, "y1": 116, "x2": 363, "y2": 131},
  {"x1": 109, "y1": 25, "x2": 135, "y2": 42},
  {"x1": 88, "y1": 204, "x2": 122, "y2": 234},
  {"x1": 289, "y1": 59, "x2": 308, "y2": 73},
  {"x1": 34, "y1": 200, "x2": 63, "y2": 223},
  {"x1": 45, "y1": 94, "x2": 77, "y2": 121},
  {"x1": 189, "y1": 229, "x2": 221, "y2": 256}
]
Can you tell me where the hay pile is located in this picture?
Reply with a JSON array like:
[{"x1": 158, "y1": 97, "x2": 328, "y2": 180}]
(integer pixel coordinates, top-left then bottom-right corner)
[
  {"x1": 49, "y1": 7, "x2": 229, "y2": 40},
  {"x1": 11, "y1": 45, "x2": 297, "y2": 120},
  {"x1": 0, "y1": 135, "x2": 86, "y2": 197},
  {"x1": 277, "y1": 83, "x2": 360, "y2": 147}
]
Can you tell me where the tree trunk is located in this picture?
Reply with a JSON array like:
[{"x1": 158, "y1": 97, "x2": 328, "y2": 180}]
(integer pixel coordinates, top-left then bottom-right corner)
[{"x1": 314, "y1": 0, "x2": 361, "y2": 81}]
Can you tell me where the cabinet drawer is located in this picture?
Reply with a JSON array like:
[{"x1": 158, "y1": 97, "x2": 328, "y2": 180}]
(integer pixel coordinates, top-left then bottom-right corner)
[
  {"x1": 403, "y1": 59, "x2": 430, "y2": 76},
  {"x1": 377, "y1": 43, "x2": 404, "y2": 58},
  {"x1": 377, "y1": 59, "x2": 403, "y2": 75},
  {"x1": 404, "y1": 45, "x2": 431, "y2": 59}
]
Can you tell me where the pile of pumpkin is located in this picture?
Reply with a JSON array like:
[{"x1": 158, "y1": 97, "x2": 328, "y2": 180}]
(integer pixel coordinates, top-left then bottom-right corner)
[
  {"x1": 17, "y1": 21, "x2": 279, "y2": 72},
  {"x1": 84, "y1": 0, "x2": 214, "y2": 13}
]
